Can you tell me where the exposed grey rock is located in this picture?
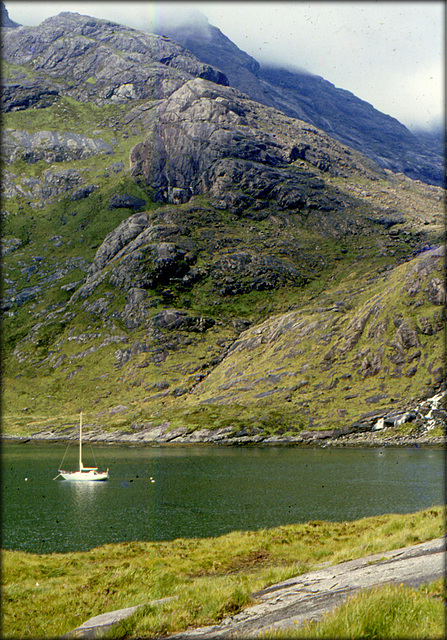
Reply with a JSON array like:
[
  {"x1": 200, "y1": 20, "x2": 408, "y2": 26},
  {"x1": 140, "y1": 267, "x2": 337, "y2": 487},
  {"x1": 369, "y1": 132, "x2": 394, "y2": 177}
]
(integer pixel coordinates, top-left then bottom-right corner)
[
  {"x1": 129, "y1": 77, "x2": 371, "y2": 205},
  {"x1": 164, "y1": 538, "x2": 445, "y2": 639},
  {"x1": 395, "y1": 320, "x2": 420, "y2": 350},
  {"x1": 109, "y1": 405, "x2": 128, "y2": 415},
  {"x1": 2, "y1": 82, "x2": 59, "y2": 112},
  {"x1": 2, "y1": 285, "x2": 42, "y2": 311},
  {"x1": 425, "y1": 277, "x2": 446, "y2": 306},
  {"x1": 120, "y1": 287, "x2": 150, "y2": 329},
  {"x1": 150, "y1": 309, "x2": 215, "y2": 333},
  {"x1": 2, "y1": 129, "x2": 114, "y2": 164},
  {"x1": 62, "y1": 598, "x2": 176, "y2": 640},
  {"x1": 1, "y1": 237, "x2": 22, "y2": 256},
  {"x1": 108, "y1": 161, "x2": 125, "y2": 173},
  {"x1": 70, "y1": 184, "x2": 98, "y2": 201},
  {"x1": 1, "y1": 12, "x2": 228, "y2": 109},
  {"x1": 417, "y1": 314, "x2": 444, "y2": 335},
  {"x1": 108, "y1": 193, "x2": 146, "y2": 211},
  {"x1": 159, "y1": 18, "x2": 443, "y2": 186},
  {"x1": 82, "y1": 298, "x2": 110, "y2": 316},
  {"x1": 3, "y1": 166, "x2": 85, "y2": 207},
  {"x1": 86, "y1": 212, "x2": 151, "y2": 276},
  {"x1": 72, "y1": 210, "x2": 204, "y2": 306}
]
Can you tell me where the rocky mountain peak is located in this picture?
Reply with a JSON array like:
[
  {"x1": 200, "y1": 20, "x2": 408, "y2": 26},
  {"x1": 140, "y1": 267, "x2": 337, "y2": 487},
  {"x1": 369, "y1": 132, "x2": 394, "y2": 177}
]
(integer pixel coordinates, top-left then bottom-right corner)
[
  {"x1": 156, "y1": 16, "x2": 260, "y2": 76},
  {"x1": 1, "y1": 2, "x2": 20, "y2": 28},
  {"x1": 1, "y1": 10, "x2": 228, "y2": 110}
]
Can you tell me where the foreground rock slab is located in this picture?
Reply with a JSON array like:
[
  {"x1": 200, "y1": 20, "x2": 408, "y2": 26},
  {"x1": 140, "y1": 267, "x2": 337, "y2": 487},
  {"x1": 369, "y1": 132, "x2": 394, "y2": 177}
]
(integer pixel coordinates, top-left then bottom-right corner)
[
  {"x1": 167, "y1": 537, "x2": 445, "y2": 639},
  {"x1": 62, "y1": 597, "x2": 175, "y2": 639}
]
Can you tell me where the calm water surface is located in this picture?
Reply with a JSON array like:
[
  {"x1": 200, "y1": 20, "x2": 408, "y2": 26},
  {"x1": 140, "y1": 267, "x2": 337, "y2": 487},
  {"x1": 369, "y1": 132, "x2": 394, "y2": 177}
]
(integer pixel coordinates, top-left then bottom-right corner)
[{"x1": 2, "y1": 442, "x2": 443, "y2": 554}]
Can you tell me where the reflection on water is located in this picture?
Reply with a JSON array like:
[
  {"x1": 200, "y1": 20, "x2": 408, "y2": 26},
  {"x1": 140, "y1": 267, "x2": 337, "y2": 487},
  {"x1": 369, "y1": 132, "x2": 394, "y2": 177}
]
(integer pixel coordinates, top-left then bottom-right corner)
[
  {"x1": 66, "y1": 480, "x2": 107, "y2": 512},
  {"x1": 59, "y1": 481, "x2": 109, "y2": 545},
  {"x1": 2, "y1": 443, "x2": 444, "y2": 554}
]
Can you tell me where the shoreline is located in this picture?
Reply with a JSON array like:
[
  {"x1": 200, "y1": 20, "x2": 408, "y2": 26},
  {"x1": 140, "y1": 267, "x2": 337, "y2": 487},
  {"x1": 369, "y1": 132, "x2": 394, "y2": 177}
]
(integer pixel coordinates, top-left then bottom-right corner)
[
  {"x1": 2, "y1": 428, "x2": 445, "y2": 448},
  {"x1": 4, "y1": 390, "x2": 445, "y2": 449}
]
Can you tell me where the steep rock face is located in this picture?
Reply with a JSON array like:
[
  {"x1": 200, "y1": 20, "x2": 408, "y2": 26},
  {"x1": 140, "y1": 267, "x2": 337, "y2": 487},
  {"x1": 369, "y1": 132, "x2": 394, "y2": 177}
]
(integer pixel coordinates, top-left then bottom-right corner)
[
  {"x1": 1, "y1": 12, "x2": 228, "y2": 109},
  {"x1": 159, "y1": 19, "x2": 443, "y2": 187},
  {"x1": 129, "y1": 77, "x2": 382, "y2": 204}
]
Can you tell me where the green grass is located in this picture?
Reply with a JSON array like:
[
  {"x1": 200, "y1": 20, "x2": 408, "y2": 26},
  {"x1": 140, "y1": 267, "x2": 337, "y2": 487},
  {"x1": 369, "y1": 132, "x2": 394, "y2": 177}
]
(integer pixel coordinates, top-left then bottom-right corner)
[
  {"x1": 1, "y1": 507, "x2": 443, "y2": 639},
  {"x1": 3, "y1": 95, "x2": 135, "y2": 138},
  {"x1": 160, "y1": 403, "x2": 307, "y2": 434},
  {"x1": 261, "y1": 579, "x2": 445, "y2": 639},
  {"x1": 2, "y1": 100, "x2": 445, "y2": 433}
]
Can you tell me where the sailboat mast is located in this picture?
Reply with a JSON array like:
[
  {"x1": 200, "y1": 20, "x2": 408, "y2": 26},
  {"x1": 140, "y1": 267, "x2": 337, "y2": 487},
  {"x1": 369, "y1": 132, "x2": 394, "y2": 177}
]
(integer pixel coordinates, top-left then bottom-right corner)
[{"x1": 79, "y1": 412, "x2": 83, "y2": 471}]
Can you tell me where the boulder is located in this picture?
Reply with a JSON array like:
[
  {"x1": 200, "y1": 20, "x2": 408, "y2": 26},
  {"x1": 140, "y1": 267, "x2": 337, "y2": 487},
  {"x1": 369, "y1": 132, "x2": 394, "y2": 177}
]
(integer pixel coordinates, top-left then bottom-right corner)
[
  {"x1": 150, "y1": 309, "x2": 215, "y2": 333},
  {"x1": 70, "y1": 184, "x2": 98, "y2": 201},
  {"x1": 108, "y1": 193, "x2": 146, "y2": 211}
]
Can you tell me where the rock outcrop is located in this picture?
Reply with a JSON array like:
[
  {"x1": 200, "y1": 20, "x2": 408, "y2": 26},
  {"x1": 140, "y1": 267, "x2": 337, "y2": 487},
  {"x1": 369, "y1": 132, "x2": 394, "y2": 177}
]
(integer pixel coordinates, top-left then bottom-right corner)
[
  {"x1": 2, "y1": 129, "x2": 114, "y2": 163},
  {"x1": 1, "y1": 12, "x2": 228, "y2": 109},
  {"x1": 129, "y1": 77, "x2": 380, "y2": 204},
  {"x1": 2, "y1": 167, "x2": 84, "y2": 208},
  {"x1": 159, "y1": 18, "x2": 444, "y2": 187}
]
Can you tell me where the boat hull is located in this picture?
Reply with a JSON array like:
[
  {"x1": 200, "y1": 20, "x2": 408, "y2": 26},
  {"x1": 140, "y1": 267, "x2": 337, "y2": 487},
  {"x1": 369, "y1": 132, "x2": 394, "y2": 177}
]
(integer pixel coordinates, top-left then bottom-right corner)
[{"x1": 59, "y1": 470, "x2": 109, "y2": 481}]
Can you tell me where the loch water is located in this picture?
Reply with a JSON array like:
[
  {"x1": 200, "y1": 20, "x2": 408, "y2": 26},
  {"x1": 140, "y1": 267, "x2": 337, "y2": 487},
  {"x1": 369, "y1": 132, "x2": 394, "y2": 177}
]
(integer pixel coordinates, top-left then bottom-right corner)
[{"x1": 2, "y1": 442, "x2": 443, "y2": 554}]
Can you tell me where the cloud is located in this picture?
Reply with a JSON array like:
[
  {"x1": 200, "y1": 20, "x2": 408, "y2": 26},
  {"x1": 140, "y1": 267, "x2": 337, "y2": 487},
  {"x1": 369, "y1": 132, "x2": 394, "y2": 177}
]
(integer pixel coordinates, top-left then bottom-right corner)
[
  {"x1": 151, "y1": 4, "x2": 209, "y2": 30},
  {"x1": 197, "y1": 1, "x2": 443, "y2": 130}
]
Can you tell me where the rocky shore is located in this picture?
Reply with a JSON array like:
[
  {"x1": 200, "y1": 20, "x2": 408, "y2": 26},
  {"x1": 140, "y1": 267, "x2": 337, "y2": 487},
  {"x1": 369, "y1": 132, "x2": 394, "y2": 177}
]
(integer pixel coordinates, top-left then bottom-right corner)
[
  {"x1": 5, "y1": 389, "x2": 444, "y2": 448},
  {"x1": 3, "y1": 423, "x2": 444, "y2": 448}
]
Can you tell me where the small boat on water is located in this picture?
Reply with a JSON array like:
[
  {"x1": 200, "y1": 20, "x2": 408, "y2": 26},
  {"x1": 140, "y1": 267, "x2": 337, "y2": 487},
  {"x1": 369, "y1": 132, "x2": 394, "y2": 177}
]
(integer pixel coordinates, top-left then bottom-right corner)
[{"x1": 54, "y1": 413, "x2": 109, "y2": 481}]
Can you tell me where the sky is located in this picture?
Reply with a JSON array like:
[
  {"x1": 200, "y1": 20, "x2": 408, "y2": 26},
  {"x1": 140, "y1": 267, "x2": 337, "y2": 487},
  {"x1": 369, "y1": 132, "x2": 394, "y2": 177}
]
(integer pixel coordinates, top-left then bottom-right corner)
[{"x1": 3, "y1": 1, "x2": 444, "y2": 131}]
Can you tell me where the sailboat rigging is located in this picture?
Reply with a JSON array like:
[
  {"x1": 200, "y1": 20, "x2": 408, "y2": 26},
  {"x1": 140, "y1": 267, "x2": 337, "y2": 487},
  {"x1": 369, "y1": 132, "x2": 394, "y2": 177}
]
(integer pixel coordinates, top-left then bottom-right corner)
[{"x1": 54, "y1": 413, "x2": 109, "y2": 481}]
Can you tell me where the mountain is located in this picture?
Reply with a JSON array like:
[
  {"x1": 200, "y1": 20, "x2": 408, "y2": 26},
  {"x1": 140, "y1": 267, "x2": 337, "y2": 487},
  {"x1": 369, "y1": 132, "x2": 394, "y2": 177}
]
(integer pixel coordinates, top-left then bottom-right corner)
[
  {"x1": 1, "y1": 2, "x2": 20, "y2": 28},
  {"x1": 1, "y1": 11, "x2": 227, "y2": 113},
  {"x1": 154, "y1": 18, "x2": 444, "y2": 187},
  {"x1": 1, "y1": 8, "x2": 445, "y2": 439}
]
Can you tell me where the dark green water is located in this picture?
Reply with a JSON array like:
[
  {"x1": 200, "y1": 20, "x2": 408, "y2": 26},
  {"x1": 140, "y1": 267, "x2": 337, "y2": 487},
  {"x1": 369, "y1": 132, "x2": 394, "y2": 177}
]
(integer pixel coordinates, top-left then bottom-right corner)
[{"x1": 2, "y1": 442, "x2": 443, "y2": 554}]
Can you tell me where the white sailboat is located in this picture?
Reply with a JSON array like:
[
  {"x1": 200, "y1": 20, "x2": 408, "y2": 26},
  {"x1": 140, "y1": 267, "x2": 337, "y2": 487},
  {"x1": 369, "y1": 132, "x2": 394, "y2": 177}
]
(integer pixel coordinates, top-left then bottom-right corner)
[{"x1": 55, "y1": 413, "x2": 109, "y2": 481}]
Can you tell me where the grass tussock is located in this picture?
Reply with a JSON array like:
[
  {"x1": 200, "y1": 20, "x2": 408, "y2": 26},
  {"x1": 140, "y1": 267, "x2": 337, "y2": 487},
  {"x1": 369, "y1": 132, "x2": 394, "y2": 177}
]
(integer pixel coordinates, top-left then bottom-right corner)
[
  {"x1": 261, "y1": 578, "x2": 446, "y2": 639},
  {"x1": 1, "y1": 506, "x2": 443, "y2": 639}
]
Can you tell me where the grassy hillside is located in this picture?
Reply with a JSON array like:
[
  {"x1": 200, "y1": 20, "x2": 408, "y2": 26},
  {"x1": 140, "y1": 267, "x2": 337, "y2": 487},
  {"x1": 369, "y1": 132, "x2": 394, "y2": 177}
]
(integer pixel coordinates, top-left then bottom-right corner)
[{"x1": 2, "y1": 88, "x2": 445, "y2": 437}]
